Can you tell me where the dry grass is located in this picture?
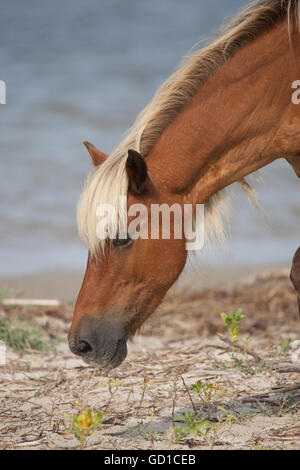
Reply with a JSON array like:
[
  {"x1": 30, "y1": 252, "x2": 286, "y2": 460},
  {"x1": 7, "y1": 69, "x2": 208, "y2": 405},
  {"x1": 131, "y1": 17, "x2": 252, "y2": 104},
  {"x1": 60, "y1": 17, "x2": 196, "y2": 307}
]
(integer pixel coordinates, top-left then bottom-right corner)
[{"x1": 0, "y1": 270, "x2": 299, "y2": 450}]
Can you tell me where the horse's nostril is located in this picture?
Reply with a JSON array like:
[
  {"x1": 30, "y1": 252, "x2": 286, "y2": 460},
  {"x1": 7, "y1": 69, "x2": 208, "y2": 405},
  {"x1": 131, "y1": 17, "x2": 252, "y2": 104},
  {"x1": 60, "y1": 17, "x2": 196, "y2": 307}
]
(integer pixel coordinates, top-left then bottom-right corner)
[{"x1": 77, "y1": 340, "x2": 93, "y2": 354}]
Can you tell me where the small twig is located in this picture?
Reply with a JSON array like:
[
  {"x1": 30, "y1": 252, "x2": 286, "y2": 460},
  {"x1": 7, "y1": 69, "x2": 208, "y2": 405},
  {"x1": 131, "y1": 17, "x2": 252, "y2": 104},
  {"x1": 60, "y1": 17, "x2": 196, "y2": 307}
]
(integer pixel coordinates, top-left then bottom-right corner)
[
  {"x1": 137, "y1": 376, "x2": 149, "y2": 416},
  {"x1": 242, "y1": 383, "x2": 300, "y2": 400},
  {"x1": 172, "y1": 377, "x2": 178, "y2": 427},
  {"x1": 270, "y1": 384, "x2": 300, "y2": 394},
  {"x1": 181, "y1": 375, "x2": 197, "y2": 413},
  {"x1": 277, "y1": 364, "x2": 300, "y2": 373},
  {"x1": 217, "y1": 333, "x2": 264, "y2": 363},
  {"x1": 267, "y1": 437, "x2": 299, "y2": 441},
  {"x1": 15, "y1": 437, "x2": 44, "y2": 447}
]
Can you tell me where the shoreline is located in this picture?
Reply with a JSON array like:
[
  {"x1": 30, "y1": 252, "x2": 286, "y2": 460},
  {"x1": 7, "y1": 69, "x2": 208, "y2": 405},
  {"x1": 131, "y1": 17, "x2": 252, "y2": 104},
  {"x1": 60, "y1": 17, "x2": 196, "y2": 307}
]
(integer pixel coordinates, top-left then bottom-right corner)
[{"x1": 0, "y1": 263, "x2": 290, "y2": 303}]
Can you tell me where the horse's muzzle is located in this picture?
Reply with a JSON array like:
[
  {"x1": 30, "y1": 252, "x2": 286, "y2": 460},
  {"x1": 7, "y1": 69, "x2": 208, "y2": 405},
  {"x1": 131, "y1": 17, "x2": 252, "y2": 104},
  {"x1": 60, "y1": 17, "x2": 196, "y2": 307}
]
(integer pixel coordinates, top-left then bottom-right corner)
[{"x1": 68, "y1": 316, "x2": 128, "y2": 370}]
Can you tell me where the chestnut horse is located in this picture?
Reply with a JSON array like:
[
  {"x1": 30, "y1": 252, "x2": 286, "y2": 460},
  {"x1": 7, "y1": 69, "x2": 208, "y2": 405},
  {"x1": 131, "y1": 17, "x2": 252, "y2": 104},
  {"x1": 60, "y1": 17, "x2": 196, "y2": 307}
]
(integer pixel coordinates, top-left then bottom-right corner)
[{"x1": 69, "y1": 0, "x2": 300, "y2": 370}]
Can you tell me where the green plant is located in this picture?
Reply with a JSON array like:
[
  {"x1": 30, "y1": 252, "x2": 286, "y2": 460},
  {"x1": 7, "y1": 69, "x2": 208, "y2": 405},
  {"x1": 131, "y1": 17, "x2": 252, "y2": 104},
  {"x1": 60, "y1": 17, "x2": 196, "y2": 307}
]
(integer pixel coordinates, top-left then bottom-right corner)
[
  {"x1": 172, "y1": 425, "x2": 190, "y2": 443},
  {"x1": 104, "y1": 377, "x2": 122, "y2": 393},
  {"x1": 141, "y1": 411, "x2": 163, "y2": 447},
  {"x1": 141, "y1": 430, "x2": 163, "y2": 443},
  {"x1": 206, "y1": 408, "x2": 238, "y2": 449},
  {"x1": 230, "y1": 353, "x2": 254, "y2": 375},
  {"x1": 277, "y1": 336, "x2": 291, "y2": 356},
  {"x1": 0, "y1": 315, "x2": 54, "y2": 353},
  {"x1": 221, "y1": 308, "x2": 244, "y2": 344},
  {"x1": 174, "y1": 412, "x2": 211, "y2": 442},
  {"x1": 137, "y1": 376, "x2": 149, "y2": 416},
  {"x1": 63, "y1": 407, "x2": 104, "y2": 449},
  {"x1": 0, "y1": 288, "x2": 11, "y2": 303},
  {"x1": 278, "y1": 392, "x2": 300, "y2": 416},
  {"x1": 191, "y1": 380, "x2": 230, "y2": 419},
  {"x1": 171, "y1": 379, "x2": 237, "y2": 448},
  {"x1": 173, "y1": 408, "x2": 238, "y2": 449},
  {"x1": 253, "y1": 392, "x2": 300, "y2": 418},
  {"x1": 103, "y1": 377, "x2": 122, "y2": 413},
  {"x1": 219, "y1": 309, "x2": 271, "y2": 376}
]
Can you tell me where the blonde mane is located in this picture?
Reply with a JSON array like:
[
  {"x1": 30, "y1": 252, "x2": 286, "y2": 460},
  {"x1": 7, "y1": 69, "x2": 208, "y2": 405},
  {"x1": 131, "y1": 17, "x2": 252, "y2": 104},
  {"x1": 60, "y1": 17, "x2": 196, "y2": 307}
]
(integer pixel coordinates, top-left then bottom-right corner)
[{"x1": 77, "y1": 0, "x2": 300, "y2": 256}]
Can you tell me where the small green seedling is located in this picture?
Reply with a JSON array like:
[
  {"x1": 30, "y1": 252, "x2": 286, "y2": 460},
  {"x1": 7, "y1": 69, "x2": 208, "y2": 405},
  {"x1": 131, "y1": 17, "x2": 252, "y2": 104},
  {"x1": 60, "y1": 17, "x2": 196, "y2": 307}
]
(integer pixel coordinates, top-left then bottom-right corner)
[
  {"x1": 173, "y1": 408, "x2": 238, "y2": 449},
  {"x1": 221, "y1": 308, "x2": 244, "y2": 344},
  {"x1": 277, "y1": 336, "x2": 291, "y2": 356},
  {"x1": 104, "y1": 377, "x2": 122, "y2": 413},
  {"x1": 191, "y1": 380, "x2": 230, "y2": 419},
  {"x1": 172, "y1": 425, "x2": 190, "y2": 443},
  {"x1": 104, "y1": 377, "x2": 122, "y2": 397},
  {"x1": 174, "y1": 412, "x2": 211, "y2": 443}
]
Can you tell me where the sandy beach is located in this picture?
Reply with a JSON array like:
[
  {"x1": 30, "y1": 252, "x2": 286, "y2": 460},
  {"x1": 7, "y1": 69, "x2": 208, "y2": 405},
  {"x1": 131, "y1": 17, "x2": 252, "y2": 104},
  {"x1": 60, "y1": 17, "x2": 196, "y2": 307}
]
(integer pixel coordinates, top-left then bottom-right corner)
[{"x1": 0, "y1": 267, "x2": 299, "y2": 450}]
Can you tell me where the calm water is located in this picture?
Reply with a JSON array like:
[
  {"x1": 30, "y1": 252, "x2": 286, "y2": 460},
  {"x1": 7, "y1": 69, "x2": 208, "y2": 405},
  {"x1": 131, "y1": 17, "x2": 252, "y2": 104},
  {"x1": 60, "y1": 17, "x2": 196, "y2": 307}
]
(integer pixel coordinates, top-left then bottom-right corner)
[{"x1": 0, "y1": 0, "x2": 299, "y2": 276}]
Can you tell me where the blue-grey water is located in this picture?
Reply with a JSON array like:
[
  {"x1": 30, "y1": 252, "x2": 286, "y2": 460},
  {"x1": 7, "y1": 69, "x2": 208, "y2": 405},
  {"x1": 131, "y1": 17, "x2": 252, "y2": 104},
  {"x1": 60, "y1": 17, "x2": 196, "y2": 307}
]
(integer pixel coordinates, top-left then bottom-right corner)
[{"x1": 0, "y1": 0, "x2": 299, "y2": 277}]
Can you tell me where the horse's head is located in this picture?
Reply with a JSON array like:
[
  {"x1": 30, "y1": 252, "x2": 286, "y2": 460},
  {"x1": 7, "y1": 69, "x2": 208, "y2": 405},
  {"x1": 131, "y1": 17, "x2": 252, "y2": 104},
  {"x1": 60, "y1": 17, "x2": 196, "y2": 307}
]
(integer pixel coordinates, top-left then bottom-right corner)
[{"x1": 68, "y1": 142, "x2": 188, "y2": 370}]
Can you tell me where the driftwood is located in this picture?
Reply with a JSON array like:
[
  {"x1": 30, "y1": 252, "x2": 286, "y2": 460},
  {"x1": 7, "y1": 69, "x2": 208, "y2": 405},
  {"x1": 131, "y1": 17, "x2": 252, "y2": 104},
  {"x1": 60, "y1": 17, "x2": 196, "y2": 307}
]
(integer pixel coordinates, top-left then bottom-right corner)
[
  {"x1": 245, "y1": 383, "x2": 300, "y2": 399},
  {"x1": 2, "y1": 298, "x2": 61, "y2": 307}
]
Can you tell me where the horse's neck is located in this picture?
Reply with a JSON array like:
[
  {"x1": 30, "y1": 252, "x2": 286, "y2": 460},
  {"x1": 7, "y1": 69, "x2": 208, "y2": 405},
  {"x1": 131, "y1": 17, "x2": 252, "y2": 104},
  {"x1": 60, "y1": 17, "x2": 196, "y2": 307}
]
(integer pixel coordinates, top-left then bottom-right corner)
[{"x1": 147, "y1": 19, "x2": 300, "y2": 205}]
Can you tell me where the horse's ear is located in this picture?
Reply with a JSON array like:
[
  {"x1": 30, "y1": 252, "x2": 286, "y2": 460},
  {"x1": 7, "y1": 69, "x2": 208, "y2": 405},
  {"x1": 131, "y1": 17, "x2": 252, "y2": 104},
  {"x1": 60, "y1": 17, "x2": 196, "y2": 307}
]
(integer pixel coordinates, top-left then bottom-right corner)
[
  {"x1": 83, "y1": 141, "x2": 108, "y2": 166},
  {"x1": 126, "y1": 149, "x2": 148, "y2": 194}
]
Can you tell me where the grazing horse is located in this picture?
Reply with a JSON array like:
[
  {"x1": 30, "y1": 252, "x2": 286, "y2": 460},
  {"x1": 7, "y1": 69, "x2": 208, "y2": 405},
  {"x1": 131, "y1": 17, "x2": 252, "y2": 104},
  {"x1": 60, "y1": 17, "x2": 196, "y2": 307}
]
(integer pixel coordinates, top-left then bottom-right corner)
[{"x1": 69, "y1": 0, "x2": 300, "y2": 370}]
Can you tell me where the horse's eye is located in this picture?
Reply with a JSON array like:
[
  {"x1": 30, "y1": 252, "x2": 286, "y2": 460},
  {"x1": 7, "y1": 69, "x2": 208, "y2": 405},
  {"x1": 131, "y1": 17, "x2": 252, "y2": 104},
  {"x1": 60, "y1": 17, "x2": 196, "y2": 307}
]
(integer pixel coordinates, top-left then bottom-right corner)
[{"x1": 112, "y1": 235, "x2": 132, "y2": 248}]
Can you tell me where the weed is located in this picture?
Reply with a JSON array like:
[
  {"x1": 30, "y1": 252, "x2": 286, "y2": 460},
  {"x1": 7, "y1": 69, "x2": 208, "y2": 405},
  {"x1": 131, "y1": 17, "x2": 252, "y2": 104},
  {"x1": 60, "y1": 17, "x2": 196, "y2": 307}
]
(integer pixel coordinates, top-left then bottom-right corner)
[
  {"x1": 172, "y1": 425, "x2": 190, "y2": 443},
  {"x1": 230, "y1": 353, "x2": 255, "y2": 376},
  {"x1": 277, "y1": 336, "x2": 291, "y2": 356},
  {"x1": 174, "y1": 411, "x2": 211, "y2": 443},
  {"x1": 278, "y1": 392, "x2": 300, "y2": 416},
  {"x1": 221, "y1": 308, "x2": 244, "y2": 344},
  {"x1": 103, "y1": 377, "x2": 122, "y2": 413},
  {"x1": 141, "y1": 429, "x2": 163, "y2": 443},
  {"x1": 219, "y1": 309, "x2": 271, "y2": 376},
  {"x1": 63, "y1": 407, "x2": 104, "y2": 449},
  {"x1": 173, "y1": 408, "x2": 238, "y2": 449},
  {"x1": 140, "y1": 410, "x2": 162, "y2": 447},
  {"x1": 104, "y1": 377, "x2": 122, "y2": 394},
  {"x1": 254, "y1": 392, "x2": 300, "y2": 417},
  {"x1": 0, "y1": 315, "x2": 55, "y2": 354},
  {"x1": 0, "y1": 288, "x2": 11, "y2": 302},
  {"x1": 170, "y1": 378, "x2": 237, "y2": 448},
  {"x1": 255, "y1": 361, "x2": 271, "y2": 373},
  {"x1": 191, "y1": 380, "x2": 230, "y2": 419},
  {"x1": 137, "y1": 376, "x2": 149, "y2": 416}
]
